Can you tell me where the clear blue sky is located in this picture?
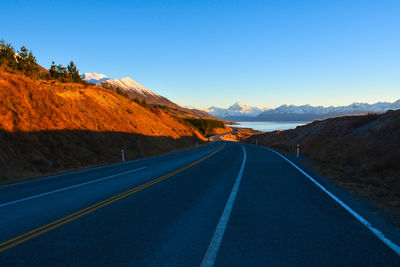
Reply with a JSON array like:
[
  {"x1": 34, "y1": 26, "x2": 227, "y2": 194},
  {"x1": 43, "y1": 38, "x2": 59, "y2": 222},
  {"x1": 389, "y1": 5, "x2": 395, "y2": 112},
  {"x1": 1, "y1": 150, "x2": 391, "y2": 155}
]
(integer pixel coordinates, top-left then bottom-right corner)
[{"x1": 1, "y1": 0, "x2": 399, "y2": 108}]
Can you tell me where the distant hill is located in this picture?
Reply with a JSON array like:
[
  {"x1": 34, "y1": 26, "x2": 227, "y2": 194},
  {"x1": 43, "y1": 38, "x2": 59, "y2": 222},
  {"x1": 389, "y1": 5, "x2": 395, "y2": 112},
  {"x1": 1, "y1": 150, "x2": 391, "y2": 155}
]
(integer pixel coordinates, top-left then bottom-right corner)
[{"x1": 81, "y1": 72, "x2": 219, "y2": 120}]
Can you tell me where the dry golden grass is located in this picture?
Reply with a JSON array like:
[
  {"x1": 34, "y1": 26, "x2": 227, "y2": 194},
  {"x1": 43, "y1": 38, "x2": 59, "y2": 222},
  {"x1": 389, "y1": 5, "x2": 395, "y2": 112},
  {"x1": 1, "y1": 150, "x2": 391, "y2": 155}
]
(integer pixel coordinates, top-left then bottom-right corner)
[
  {"x1": 0, "y1": 71, "x2": 206, "y2": 183},
  {"x1": 210, "y1": 127, "x2": 261, "y2": 142},
  {"x1": 210, "y1": 126, "x2": 233, "y2": 135},
  {"x1": 0, "y1": 71, "x2": 206, "y2": 139}
]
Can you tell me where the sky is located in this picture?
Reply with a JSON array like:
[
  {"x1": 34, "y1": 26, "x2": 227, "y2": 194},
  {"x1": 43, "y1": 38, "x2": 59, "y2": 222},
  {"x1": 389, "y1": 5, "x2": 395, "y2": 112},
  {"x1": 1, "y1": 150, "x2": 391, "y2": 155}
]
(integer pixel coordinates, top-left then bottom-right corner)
[{"x1": 1, "y1": 0, "x2": 399, "y2": 109}]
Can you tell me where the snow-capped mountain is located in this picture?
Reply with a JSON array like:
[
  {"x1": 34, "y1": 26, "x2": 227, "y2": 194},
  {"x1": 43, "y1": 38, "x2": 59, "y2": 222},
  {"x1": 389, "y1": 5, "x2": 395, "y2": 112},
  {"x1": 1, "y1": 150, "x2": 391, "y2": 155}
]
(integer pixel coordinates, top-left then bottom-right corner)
[
  {"x1": 209, "y1": 100, "x2": 400, "y2": 121},
  {"x1": 265, "y1": 101, "x2": 400, "y2": 115},
  {"x1": 101, "y1": 77, "x2": 160, "y2": 98},
  {"x1": 208, "y1": 102, "x2": 266, "y2": 118},
  {"x1": 81, "y1": 72, "x2": 178, "y2": 107},
  {"x1": 81, "y1": 73, "x2": 110, "y2": 83},
  {"x1": 81, "y1": 72, "x2": 218, "y2": 119}
]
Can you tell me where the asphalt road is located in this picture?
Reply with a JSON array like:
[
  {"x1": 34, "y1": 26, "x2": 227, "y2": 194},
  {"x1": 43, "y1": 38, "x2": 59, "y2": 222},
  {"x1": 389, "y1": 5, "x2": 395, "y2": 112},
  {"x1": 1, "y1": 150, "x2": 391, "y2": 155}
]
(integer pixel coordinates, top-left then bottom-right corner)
[{"x1": 1, "y1": 142, "x2": 399, "y2": 266}]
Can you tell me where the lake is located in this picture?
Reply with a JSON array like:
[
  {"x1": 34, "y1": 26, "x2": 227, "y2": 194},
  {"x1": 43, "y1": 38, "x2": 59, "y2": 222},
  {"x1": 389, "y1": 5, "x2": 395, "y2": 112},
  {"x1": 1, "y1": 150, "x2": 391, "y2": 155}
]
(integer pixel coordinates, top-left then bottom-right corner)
[{"x1": 229, "y1": 121, "x2": 309, "y2": 132}]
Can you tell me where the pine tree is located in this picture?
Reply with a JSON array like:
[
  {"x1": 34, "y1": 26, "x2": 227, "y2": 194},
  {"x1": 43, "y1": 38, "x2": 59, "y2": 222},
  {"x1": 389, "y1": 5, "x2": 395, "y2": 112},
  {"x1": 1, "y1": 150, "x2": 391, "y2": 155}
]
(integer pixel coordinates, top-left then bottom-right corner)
[
  {"x1": 1, "y1": 40, "x2": 39, "y2": 78},
  {"x1": 17, "y1": 46, "x2": 28, "y2": 71},
  {"x1": 0, "y1": 40, "x2": 17, "y2": 68},
  {"x1": 67, "y1": 61, "x2": 82, "y2": 82},
  {"x1": 49, "y1": 61, "x2": 58, "y2": 77},
  {"x1": 49, "y1": 61, "x2": 67, "y2": 80}
]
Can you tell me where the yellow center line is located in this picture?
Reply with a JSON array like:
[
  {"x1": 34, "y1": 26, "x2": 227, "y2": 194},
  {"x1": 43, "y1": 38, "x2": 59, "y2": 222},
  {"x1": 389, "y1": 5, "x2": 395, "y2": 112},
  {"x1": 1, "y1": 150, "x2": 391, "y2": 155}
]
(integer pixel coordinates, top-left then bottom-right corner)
[{"x1": 0, "y1": 143, "x2": 226, "y2": 253}]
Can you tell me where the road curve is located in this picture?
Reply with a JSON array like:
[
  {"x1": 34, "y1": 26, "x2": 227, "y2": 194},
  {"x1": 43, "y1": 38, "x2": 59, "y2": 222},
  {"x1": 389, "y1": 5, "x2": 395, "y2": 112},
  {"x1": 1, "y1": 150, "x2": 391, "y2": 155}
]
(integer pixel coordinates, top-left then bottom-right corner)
[{"x1": 0, "y1": 142, "x2": 399, "y2": 266}]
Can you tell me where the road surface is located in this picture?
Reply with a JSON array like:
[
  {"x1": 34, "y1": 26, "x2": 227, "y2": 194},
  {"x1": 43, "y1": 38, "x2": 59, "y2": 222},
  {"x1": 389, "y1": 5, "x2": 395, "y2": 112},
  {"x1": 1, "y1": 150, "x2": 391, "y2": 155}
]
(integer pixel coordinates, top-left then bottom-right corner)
[{"x1": 1, "y1": 142, "x2": 399, "y2": 266}]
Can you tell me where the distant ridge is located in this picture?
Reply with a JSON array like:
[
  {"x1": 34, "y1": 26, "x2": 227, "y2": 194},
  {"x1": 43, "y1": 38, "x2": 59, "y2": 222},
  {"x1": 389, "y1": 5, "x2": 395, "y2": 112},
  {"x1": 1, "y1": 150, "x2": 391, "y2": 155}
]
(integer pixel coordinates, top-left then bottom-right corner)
[{"x1": 81, "y1": 72, "x2": 218, "y2": 120}]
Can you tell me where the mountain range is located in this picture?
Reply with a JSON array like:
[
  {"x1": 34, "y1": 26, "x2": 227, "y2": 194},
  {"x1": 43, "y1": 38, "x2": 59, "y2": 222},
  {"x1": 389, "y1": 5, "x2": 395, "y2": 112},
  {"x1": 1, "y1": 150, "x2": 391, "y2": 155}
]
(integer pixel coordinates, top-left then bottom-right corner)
[
  {"x1": 206, "y1": 101, "x2": 400, "y2": 121},
  {"x1": 207, "y1": 102, "x2": 267, "y2": 118}
]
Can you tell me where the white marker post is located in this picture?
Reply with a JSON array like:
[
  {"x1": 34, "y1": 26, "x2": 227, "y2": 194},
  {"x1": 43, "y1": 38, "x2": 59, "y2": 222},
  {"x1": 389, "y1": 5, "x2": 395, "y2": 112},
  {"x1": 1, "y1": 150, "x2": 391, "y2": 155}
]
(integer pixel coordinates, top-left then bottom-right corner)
[
  {"x1": 196, "y1": 141, "x2": 199, "y2": 148},
  {"x1": 297, "y1": 144, "x2": 300, "y2": 159},
  {"x1": 121, "y1": 148, "x2": 125, "y2": 162}
]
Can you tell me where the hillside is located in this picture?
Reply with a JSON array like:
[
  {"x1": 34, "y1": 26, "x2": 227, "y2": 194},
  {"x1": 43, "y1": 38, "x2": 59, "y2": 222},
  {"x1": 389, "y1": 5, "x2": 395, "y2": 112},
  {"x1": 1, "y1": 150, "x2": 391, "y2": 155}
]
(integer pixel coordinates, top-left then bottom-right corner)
[
  {"x1": 0, "y1": 71, "x2": 208, "y2": 184},
  {"x1": 244, "y1": 111, "x2": 400, "y2": 214}
]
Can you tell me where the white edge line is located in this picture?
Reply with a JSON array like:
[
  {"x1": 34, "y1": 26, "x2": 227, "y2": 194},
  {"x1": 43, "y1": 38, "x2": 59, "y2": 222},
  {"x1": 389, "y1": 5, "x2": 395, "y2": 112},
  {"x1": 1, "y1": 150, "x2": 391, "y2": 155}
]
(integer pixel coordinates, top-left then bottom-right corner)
[
  {"x1": 0, "y1": 167, "x2": 147, "y2": 208},
  {"x1": 0, "y1": 142, "x2": 217, "y2": 189},
  {"x1": 200, "y1": 145, "x2": 247, "y2": 267},
  {"x1": 263, "y1": 146, "x2": 400, "y2": 256},
  {"x1": 0, "y1": 160, "x2": 130, "y2": 189}
]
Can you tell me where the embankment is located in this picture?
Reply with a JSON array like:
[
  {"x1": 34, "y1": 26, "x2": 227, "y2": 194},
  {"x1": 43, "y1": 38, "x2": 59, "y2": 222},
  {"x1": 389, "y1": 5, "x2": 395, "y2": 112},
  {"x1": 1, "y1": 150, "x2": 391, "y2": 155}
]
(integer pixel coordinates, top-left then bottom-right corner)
[{"x1": 244, "y1": 111, "x2": 400, "y2": 214}]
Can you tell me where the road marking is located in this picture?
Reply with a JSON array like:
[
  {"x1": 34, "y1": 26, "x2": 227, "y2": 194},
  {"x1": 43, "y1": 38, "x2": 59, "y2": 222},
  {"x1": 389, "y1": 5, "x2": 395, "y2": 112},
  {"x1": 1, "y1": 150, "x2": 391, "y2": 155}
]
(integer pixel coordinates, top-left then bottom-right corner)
[
  {"x1": 0, "y1": 167, "x2": 147, "y2": 207},
  {"x1": 0, "y1": 144, "x2": 225, "y2": 253},
  {"x1": 200, "y1": 145, "x2": 247, "y2": 267},
  {"x1": 0, "y1": 143, "x2": 217, "y2": 189},
  {"x1": 264, "y1": 146, "x2": 400, "y2": 256},
  {"x1": 0, "y1": 159, "x2": 130, "y2": 189}
]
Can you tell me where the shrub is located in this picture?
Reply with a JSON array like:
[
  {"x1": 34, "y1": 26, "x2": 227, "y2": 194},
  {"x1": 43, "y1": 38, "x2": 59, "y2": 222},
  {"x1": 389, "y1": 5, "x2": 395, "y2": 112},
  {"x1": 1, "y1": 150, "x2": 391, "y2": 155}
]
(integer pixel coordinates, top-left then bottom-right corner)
[{"x1": 182, "y1": 118, "x2": 225, "y2": 135}]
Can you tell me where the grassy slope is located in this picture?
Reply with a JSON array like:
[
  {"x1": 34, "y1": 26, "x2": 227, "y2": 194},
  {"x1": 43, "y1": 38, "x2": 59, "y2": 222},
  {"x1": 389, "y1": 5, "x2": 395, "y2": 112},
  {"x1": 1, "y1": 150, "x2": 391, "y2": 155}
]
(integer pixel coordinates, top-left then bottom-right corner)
[
  {"x1": 0, "y1": 71, "x2": 206, "y2": 183},
  {"x1": 244, "y1": 111, "x2": 400, "y2": 214}
]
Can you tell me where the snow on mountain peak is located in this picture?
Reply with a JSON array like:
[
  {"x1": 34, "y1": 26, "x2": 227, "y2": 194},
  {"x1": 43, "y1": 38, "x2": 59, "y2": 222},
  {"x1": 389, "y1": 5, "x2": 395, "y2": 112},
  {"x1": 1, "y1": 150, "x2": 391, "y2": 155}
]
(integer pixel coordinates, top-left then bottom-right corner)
[
  {"x1": 228, "y1": 102, "x2": 246, "y2": 111},
  {"x1": 80, "y1": 72, "x2": 160, "y2": 98},
  {"x1": 207, "y1": 102, "x2": 266, "y2": 118},
  {"x1": 121, "y1": 77, "x2": 134, "y2": 82},
  {"x1": 81, "y1": 72, "x2": 110, "y2": 83},
  {"x1": 207, "y1": 99, "x2": 400, "y2": 120},
  {"x1": 86, "y1": 73, "x2": 107, "y2": 80},
  {"x1": 100, "y1": 76, "x2": 159, "y2": 98}
]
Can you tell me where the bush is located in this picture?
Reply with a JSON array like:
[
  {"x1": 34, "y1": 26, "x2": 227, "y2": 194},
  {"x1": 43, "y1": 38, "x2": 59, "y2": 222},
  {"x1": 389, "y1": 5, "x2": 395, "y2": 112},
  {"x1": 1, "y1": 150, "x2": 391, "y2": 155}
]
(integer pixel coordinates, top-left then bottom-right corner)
[
  {"x1": 182, "y1": 118, "x2": 225, "y2": 135},
  {"x1": 49, "y1": 60, "x2": 83, "y2": 83}
]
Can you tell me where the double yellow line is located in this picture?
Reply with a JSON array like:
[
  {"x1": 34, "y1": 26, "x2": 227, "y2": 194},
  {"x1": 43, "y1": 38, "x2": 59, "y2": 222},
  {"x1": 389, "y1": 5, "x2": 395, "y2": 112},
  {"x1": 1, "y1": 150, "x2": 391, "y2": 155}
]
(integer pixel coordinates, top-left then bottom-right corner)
[{"x1": 0, "y1": 143, "x2": 226, "y2": 253}]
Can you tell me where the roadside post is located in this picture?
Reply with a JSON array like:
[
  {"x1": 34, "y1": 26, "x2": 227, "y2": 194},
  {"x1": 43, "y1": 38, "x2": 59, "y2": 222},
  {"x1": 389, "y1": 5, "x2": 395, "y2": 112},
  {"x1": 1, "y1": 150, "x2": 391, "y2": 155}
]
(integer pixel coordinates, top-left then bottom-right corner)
[
  {"x1": 122, "y1": 148, "x2": 125, "y2": 162},
  {"x1": 297, "y1": 144, "x2": 300, "y2": 158},
  {"x1": 196, "y1": 141, "x2": 199, "y2": 148}
]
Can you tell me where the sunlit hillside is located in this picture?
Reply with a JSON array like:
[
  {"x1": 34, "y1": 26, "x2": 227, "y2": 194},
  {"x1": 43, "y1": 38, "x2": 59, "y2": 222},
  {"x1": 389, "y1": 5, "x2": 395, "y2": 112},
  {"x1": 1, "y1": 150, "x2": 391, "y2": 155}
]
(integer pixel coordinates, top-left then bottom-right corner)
[
  {"x1": 0, "y1": 71, "x2": 209, "y2": 183},
  {"x1": 0, "y1": 71, "x2": 207, "y2": 137}
]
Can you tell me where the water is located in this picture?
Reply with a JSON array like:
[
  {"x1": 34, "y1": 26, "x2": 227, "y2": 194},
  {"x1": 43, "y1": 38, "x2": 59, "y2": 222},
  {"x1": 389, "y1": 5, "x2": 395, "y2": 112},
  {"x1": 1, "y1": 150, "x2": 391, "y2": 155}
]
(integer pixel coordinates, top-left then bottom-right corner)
[{"x1": 229, "y1": 121, "x2": 309, "y2": 132}]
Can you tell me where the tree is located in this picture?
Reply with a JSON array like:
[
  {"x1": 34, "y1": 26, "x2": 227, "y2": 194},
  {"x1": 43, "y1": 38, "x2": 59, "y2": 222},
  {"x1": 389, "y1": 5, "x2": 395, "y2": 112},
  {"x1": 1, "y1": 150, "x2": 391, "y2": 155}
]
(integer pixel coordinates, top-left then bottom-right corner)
[
  {"x1": 49, "y1": 61, "x2": 67, "y2": 80},
  {"x1": 49, "y1": 60, "x2": 82, "y2": 83},
  {"x1": 49, "y1": 61, "x2": 58, "y2": 77},
  {"x1": 17, "y1": 46, "x2": 38, "y2": 76},
  {"x1": 17, "y1": 46, "x2": 29, "y2": 71},
  {"x1": 67, "y1": 61, "x2": 82, "y2": 82},
  {"x1": 19, "y1": 46, "x2": 28, "y2": 58},
  {"x1": 0, "y1": 40, "x2": 17, "y2": 68}
]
